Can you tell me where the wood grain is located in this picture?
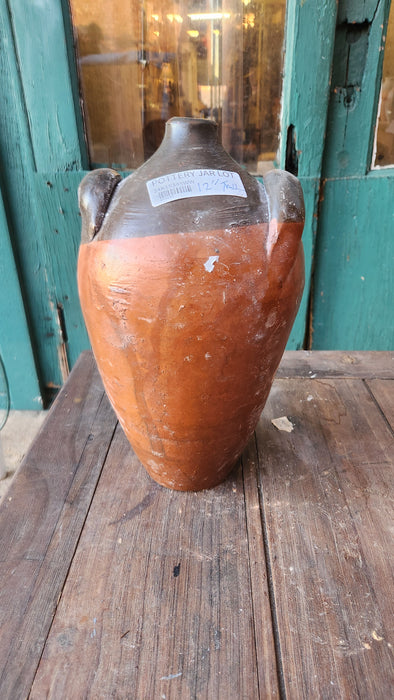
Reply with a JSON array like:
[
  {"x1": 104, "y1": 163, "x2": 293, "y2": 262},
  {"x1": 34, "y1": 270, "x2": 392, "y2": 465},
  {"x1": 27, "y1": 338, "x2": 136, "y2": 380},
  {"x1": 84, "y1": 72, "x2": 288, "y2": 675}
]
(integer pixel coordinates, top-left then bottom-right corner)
[
  {"x1": 323, "y1": 0, "x2": 390, "y2": 178},
  {"x1": 34, "y1": 173, "x2": 91, "y2": 369},
  {"x1": 0, "y1": 353, "x2": 117, "y2": 700},
  {"x1": 30, "y1": 427, "x2": 278, "y2": 699},
  {"x1": 1, "y1": 352, "x2": 393, "y2": 698},
  {"x1": 242, "y1": 438, "x2": 280, "y2": 696},
  {"x1": 8, "y1": 0, "x2": 84, "y2": 172},
  {"x1": 280, "y1": 0, "x2": 337, "y2": 178},
  {"x1": 257, "y1": 376, "x2": 394, "y2": 698},
  {"x1": 277, "y1": 350, "x2": 394, "y2": 379},
  {"x1": 366, "y1": 379, "x2": 394, "y2": 431}
]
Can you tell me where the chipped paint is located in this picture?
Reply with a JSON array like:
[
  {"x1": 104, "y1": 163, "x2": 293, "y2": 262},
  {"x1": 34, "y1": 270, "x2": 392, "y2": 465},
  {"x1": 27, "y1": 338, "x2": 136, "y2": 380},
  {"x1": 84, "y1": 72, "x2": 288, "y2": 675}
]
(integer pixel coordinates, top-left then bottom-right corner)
[{"x1": 204, "y1": 255, "x2": 219, "y2": 272}]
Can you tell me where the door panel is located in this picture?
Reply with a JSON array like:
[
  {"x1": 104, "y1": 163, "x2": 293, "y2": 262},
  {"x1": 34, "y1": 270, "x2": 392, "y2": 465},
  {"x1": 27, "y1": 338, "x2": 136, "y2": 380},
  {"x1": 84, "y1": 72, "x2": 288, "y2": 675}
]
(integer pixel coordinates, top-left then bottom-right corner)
[
  {"x1": 312, "y1": 0, "x2": 394, "y2": 349},
  {"x1": 7, "y1": 0, "x2": 86, "y2": 172},
  {"x1": 312, "y1": 174, "x2": 394, "y2": 349},
  {"x1": 0, "y1": 188, "x2": 42, "y2": 409},
  {"x1": 279, "y1": 0, "x2": 337, "y2": 347},
  {"x1": 34, "y1": 173, "x2": 90, "y2": 370},
  {"x1": 0, "y1": 1, "x2": 66, "y2": 403},
  {"x1": 0, "y1": 0, "x2": 90, "y2": 402},
  {"x1": 322, "y1": 0, "x2": 391, "y2": 177}
]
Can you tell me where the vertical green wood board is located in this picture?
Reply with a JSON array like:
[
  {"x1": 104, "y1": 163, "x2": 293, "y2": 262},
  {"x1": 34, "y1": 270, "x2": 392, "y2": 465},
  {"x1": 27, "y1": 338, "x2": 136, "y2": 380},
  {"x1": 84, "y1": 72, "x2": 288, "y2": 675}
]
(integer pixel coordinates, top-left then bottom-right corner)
[
  {"x1": 34, "y1": 173, "x2": 90, "y2": 368},
  {"x1": 287, "y1": 177, "x2": 320, "y2": 349},
  {"x1": 322, "y1": 0, "x2": 391, "y2": 177},
  {"x1": 0, "y1": 2, "x2": 64, "y2": 395},
  {"x1": 7, "y1": 0, "x2": 86, "y2": 172},
  {"x1": 0, "y1": 190, "x2": 42, "y2": 409},
  {"x1": 338, "y1": 0, "x2": 385, "y2": 21},
  {"x1": 279, "y1": 0, "x2": 338, "y2": 348},
  {"x1": 311, "y1": 174, "x2": 394, "y2": 349},
  {"x1": 313, "y1": 0, "x2": 394, "y2": 349},
  {"x1": 280, "y1": 0, "x2": 338, "y2": 177}
]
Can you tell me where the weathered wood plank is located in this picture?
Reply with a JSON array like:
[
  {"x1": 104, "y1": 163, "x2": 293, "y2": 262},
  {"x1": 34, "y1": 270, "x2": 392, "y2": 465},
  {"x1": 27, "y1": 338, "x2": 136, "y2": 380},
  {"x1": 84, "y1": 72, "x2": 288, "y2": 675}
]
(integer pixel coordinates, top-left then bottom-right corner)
[
  {"x1": 242, "y1": 438, "x2": 280, "y2": 696},
  {"x1": 34, "y1": 172, "x2": 91, "y2": 369},
  {"x1": 366, "y1": 379, "x2": 394, "y2": 431},
  {"x1": 1, "y1": 351, "x2": 393, "y2": 698},
  {"x1": 322, "y1": 0, "x2": 390, "y2": 177},
  {"x1": 280, "y1": 0, "x2": 337, "y2": 178},
  {"x1": 31, "y1": 428, "x2": 278, "y2": 699},
  {"x1": 257, "y1": 376, "x2": 394, "y2": 698},
  {"x1": 277, "y1": 350, "x2": 394, "y2": 379},
  {"x1": 8, "y1": 0, "x2": 85, "y2": 171},
  {"x1": 0, "y1": 353, "x2": 117, "y2": 700}
]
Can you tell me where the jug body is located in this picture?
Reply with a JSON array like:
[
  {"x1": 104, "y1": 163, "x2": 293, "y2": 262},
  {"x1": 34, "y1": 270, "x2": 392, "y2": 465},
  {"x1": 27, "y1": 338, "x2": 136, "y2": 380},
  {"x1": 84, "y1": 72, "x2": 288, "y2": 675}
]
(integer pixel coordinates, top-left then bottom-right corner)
[{"x1": 77, "y1": 118, "x2": 305, "y2": 491}]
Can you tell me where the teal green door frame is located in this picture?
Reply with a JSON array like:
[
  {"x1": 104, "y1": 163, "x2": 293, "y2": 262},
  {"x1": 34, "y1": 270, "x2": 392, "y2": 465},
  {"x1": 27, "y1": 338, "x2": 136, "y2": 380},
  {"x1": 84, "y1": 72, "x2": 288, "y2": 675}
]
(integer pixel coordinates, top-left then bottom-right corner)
[
  {"x1": 312, "y1": 0, "x2": 394, "y2": 349},
  {"x1": 279, "y1": 0, "x2": 338, "y2": 347},
  {"x1": 0, "y1": 0, "x2": 392, "y2": 407},
  {"x1": 0, "y1": 0, "x2": 89, "y2": 407},
  {"x1": 281, "y1": 0, "x2": 393, "y2": 350}
]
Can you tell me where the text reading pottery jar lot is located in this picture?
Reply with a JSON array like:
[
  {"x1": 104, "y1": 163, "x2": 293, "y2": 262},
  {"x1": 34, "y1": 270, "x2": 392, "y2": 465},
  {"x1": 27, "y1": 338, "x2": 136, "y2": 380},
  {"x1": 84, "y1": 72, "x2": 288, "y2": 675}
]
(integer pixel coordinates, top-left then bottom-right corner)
[{"x1": 146, "y1": 169, "x2": 247, "y2": 206}]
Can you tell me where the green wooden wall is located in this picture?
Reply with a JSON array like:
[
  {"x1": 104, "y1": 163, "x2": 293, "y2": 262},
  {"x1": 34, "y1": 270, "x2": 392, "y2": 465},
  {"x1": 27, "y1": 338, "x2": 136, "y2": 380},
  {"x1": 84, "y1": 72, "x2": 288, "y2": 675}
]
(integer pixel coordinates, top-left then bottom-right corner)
[
  {"x1": 0, "y1": 0, "x2": 88, "y2": 405},
  {"x1": 312, "y1": 0, "x2": 394, "y2": 349},
  {"x1": 313, "y1": 174, "x2": 394, "y2": 349},
  {"x1": 0, "y1": 188, "x2": 42, "y2": 409}
]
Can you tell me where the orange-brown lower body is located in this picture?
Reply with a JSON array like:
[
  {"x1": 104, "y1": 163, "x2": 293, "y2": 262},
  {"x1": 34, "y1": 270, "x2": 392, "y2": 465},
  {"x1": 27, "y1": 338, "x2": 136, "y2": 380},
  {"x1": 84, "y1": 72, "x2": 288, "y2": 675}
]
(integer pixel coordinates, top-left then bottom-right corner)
[{"x1": 78, "y1": 223, "x2": 304, "y2": 490}]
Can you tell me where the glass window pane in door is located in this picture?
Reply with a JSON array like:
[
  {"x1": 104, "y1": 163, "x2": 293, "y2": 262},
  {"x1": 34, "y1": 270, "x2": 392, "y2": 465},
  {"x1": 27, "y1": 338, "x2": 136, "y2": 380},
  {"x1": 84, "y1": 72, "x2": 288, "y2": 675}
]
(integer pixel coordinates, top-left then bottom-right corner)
[
  {"x1": 374, "y1": 6, "x2": 394, "y2": 167},
  {"x1": 69, "y1": 0, "x2": 286, "y2": 173}
]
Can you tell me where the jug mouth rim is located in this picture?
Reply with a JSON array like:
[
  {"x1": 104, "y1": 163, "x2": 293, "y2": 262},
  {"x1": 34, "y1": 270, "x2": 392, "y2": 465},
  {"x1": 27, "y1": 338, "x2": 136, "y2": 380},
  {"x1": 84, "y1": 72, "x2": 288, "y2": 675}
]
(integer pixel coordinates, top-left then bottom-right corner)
[
  {"x1": 166, "y1": 116, "x2": 218, "y2": 128},
  {"x1": 164, "y1": 117, "x2": 219, "y2": 145},
  {"x1": 166, "y1": 117, "x2": 216, "y2": 124}
]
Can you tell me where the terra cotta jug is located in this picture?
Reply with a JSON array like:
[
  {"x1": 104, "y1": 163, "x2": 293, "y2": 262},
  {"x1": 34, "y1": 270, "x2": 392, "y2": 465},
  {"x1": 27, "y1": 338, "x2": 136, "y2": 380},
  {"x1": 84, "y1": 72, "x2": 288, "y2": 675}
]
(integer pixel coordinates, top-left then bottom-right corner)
[{"x1": 77, "y1": 117, "x2": 304, "y2": 491}]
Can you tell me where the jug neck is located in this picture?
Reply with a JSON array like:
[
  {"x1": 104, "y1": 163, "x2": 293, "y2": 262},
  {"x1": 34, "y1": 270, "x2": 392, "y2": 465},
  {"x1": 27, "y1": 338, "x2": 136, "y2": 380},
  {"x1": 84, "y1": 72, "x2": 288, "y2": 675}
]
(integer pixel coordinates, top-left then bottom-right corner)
[{"x1": 162, "y1": 117, "x2": 219, "y2": 150}]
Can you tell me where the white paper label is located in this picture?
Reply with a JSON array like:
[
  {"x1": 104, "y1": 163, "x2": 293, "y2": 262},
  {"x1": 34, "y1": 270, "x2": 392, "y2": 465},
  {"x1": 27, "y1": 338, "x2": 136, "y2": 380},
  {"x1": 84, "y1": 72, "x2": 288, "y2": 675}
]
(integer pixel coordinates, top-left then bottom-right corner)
[{"x1": 146, "y1": 169, "x2": 247, "y2": 207}]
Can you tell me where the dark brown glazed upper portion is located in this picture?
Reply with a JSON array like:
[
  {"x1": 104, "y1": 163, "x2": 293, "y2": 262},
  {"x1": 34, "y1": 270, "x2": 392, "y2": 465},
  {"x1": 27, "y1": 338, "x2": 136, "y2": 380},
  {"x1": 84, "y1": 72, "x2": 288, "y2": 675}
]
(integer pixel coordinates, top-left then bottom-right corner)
[{"x1": 79, "y1": 118, "x2": 304, "y2": 243}]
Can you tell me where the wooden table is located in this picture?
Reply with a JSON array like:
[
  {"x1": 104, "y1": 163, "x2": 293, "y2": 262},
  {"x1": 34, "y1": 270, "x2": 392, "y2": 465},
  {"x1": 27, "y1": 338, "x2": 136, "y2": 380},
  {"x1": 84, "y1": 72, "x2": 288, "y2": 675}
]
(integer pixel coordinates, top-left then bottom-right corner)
[{"x1": 0, "y1": 351, "x2": 393, "y2": 699}]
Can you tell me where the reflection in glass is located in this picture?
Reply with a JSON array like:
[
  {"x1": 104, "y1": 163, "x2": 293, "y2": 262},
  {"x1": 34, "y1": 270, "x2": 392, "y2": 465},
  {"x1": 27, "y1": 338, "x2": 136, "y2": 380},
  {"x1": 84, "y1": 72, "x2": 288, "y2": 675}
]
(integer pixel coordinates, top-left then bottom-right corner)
[
  {"x1": 69, "y1": 0, "x2": 286, "y2": 172},
  {"x1": 374, "y1": 7, "x2": 394, "y2": 167}
]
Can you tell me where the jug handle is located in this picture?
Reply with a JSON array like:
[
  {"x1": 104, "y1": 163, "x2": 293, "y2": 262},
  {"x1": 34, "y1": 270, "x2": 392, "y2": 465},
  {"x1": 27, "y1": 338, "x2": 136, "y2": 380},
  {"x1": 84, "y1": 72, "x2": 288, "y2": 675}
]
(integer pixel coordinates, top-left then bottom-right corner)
[
  {"x1": 263, "y1": 170, "x2": 305, "y2": 261},
  {"x1": 78, "y1": 168, "x2": 121, "y2": 244},
  {"x1": 263, "y1": 169, "x2": 304, "y2": 225}
]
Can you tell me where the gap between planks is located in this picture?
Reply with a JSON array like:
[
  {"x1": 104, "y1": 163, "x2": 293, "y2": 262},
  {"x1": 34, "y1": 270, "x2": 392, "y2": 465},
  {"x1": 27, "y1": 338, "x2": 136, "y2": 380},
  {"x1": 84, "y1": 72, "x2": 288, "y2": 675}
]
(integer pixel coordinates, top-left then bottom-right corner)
[{"x1": 242, "y1": 435, "x2": 287, "y2": 700}]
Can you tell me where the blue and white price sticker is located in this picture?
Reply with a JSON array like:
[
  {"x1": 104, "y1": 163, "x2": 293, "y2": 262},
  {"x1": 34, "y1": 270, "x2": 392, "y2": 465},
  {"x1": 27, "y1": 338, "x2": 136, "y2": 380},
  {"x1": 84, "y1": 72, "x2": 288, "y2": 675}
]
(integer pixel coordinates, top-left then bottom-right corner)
[{"x1": 146, "y1": 169, "x2": 247, "y2": 207}]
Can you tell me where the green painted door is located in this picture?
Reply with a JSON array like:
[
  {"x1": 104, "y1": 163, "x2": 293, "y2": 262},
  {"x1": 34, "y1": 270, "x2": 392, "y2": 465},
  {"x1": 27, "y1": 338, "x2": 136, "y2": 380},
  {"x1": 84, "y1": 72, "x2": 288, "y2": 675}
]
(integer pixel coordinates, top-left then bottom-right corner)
[
  {"x1": 0, "y1": 0, "x2": 392, "y2": 408},
  {"x1": 0, "y1": 0, "x2": 89, "y2": 408},
  {"x1": 312, "y1": 0, "x2": 394, "y2": 349}
]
